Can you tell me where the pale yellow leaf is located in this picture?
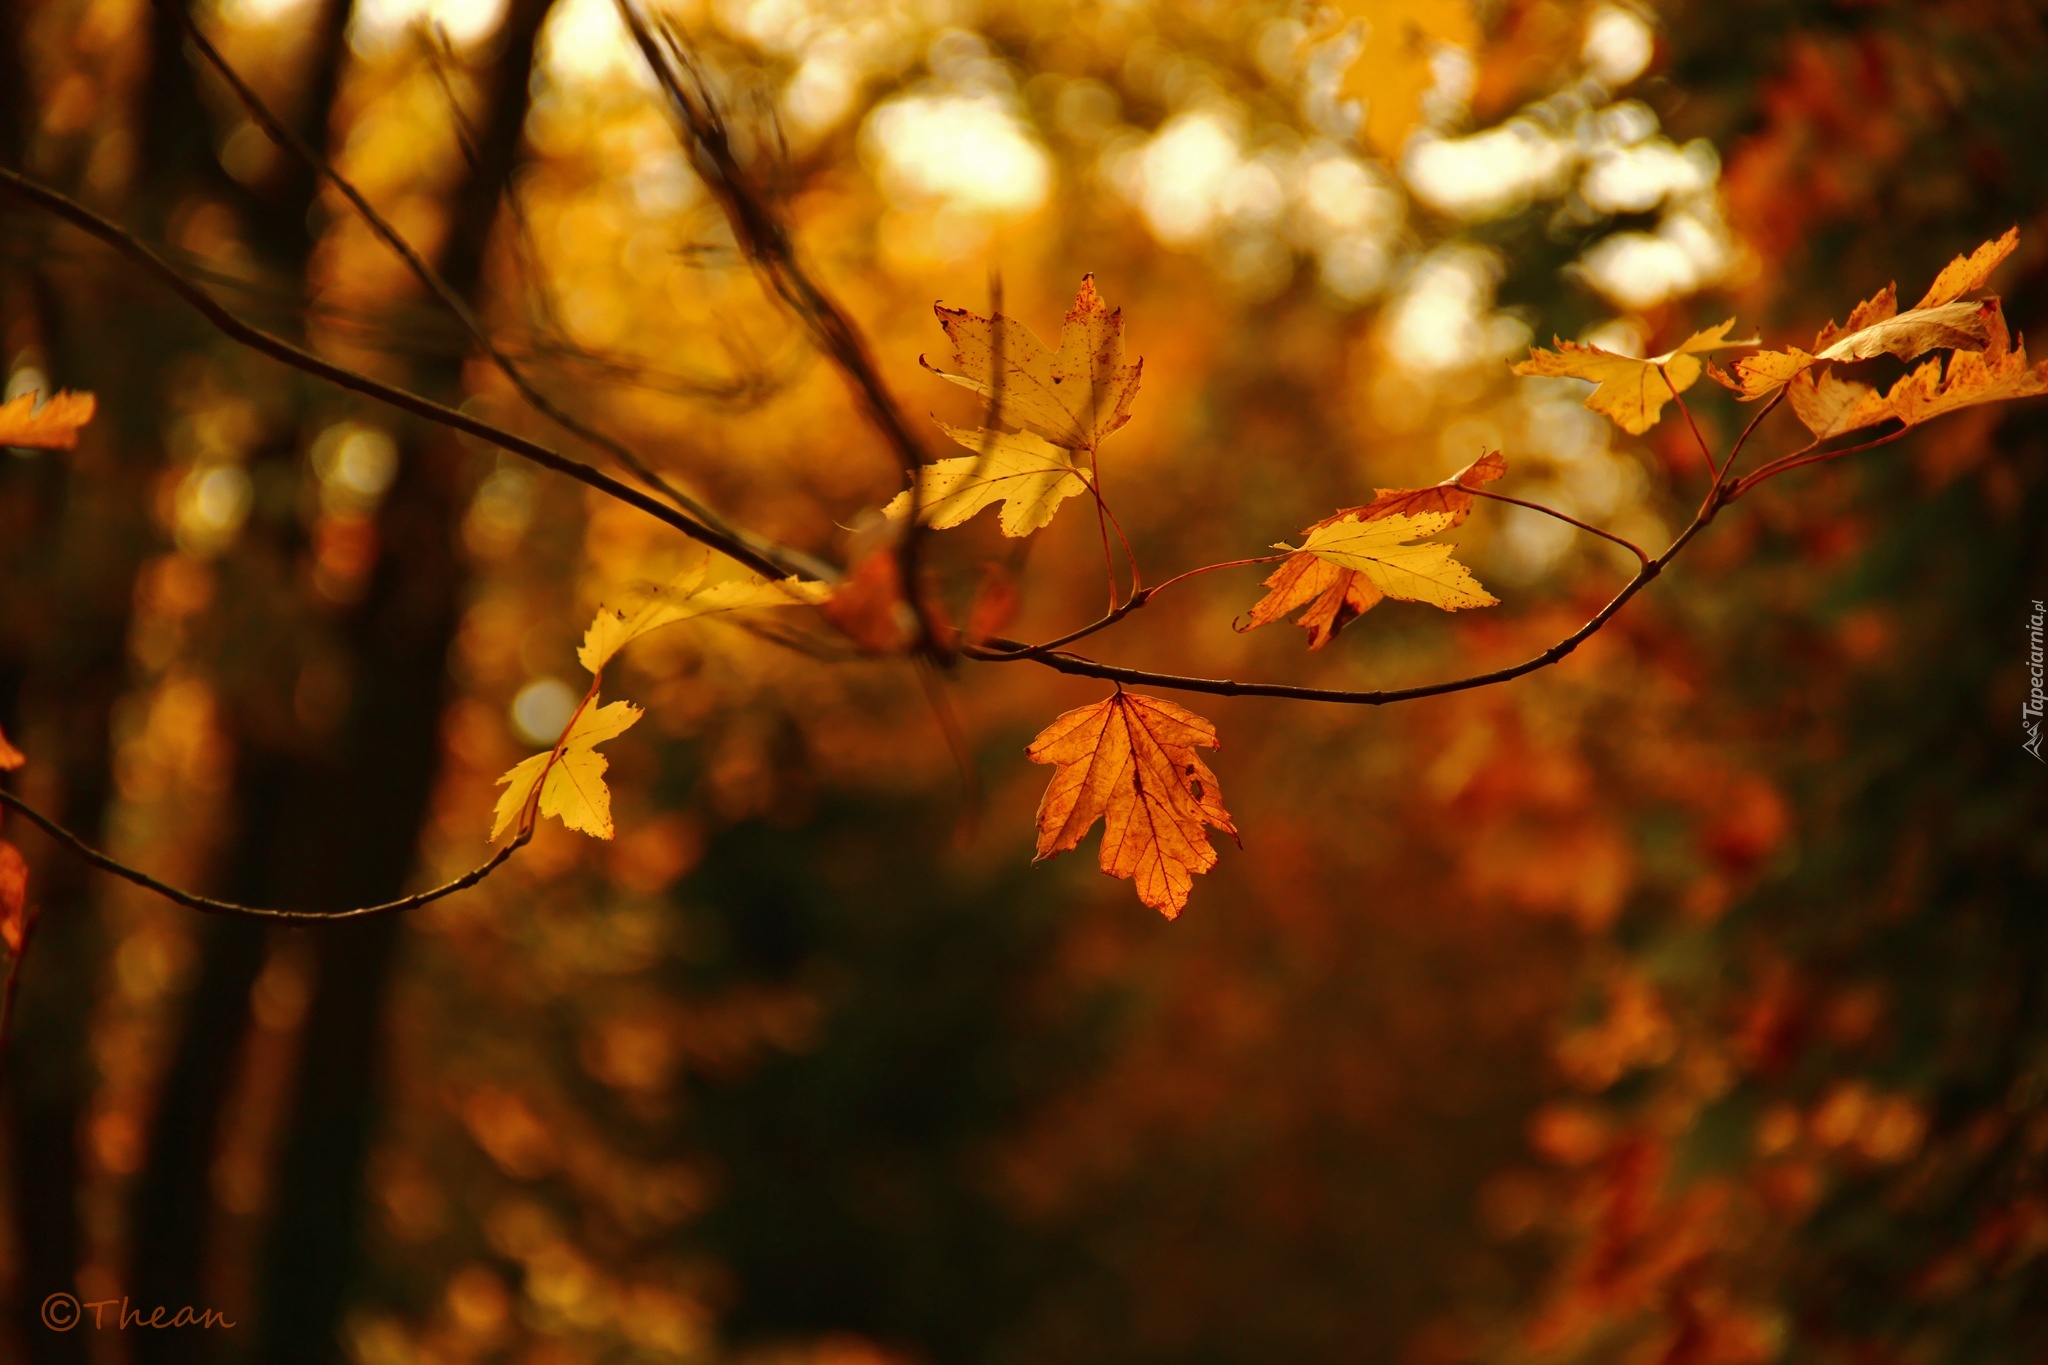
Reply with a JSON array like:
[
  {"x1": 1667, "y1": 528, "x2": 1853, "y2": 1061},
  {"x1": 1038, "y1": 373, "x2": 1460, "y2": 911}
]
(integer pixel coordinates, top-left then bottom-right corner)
[
  {"x1": 1514, "y1": 321, "x2": 1752, "y2": 434},
  {"x1": 1814, "y1": 299, "x2": 1997, "y2": 365},
  {"x1": 1245, "y1": 451, "x2": 1505, "y2": 648},
  {"x1": 922, "y1": 276, "x2": 1141, "y2": 452},
  {"x1": 1726, "y1": 231, "x2": 2021, "y2": 400},
  {"x1": 883, "y1": 423, "x2": 1092, "y2": 536},
  {"x1": 1284, "y1": 510, "x2": 1498, "y2": 611},
  {"x1": 578, "y1": 561, "x2": 829, "y2": 674},
  {"x1": 490, "y1": 697, "x2": 642, "y2": 841}
]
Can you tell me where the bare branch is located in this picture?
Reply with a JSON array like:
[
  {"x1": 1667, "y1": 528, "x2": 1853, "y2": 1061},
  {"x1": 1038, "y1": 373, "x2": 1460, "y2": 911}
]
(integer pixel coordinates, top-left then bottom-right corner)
[
  {"x1": 0, "y1": 164, "x2": 820, "y2": 584},
  {"x1": 0, "y1": 788, "x2": 526, "y2": 922},
  {"x1": 1728, "y1": 425, "x2": 1909, "y2": 500},
  {"x1": 1459, "y1": 484, "x2": 1650, "y2": 565},
  {"x1": 1662, "y1": 365, "x2": 1720, "y2": 479}
]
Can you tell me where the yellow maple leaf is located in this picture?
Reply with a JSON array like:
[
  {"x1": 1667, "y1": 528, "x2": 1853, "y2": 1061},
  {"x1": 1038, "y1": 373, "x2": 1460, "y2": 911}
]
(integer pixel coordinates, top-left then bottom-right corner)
[
  {"x1": 1026, "y1": 691, "x2": 1237, "y2": 919},
  {"x1": 578, "y1": 557, "x2": 828, "y2": 674},
  {"x1": 1514, "y1": 321, "x2": 1753, "y2": 435},
  {"x1": 1282, "y1": 508, "x2": 1498, "y2": 612},
  {"x1": 922, "y1": 276, "x2": 1141, "y2": 454},
  {"x1": 1332, "y1": 0, "x2": 1481, "y2": 157},
  {"x1": 1245, "y1": 451, "x2": 1504, "y2": 648},
  {"x1": 884, "y1": 422, "x2": 1093, "y2": 537},
  {"x1": 491, "y1": 696, "x2": 642, "y2": 841},
  {"x1": 0, "y1": 389, "x2": 95, "y2": 450}
]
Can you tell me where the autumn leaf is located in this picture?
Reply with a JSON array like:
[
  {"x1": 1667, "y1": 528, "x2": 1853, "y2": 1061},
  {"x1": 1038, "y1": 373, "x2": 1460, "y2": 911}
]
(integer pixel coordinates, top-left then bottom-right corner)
[
  {"x1": 883, "y1": 422, "x2": 1093, "y2": 537},
  {"x1": 1332, "y1": 0, "x2": 1481, "y2": 157},
  {"x1": 1914, "y1": 225, "x2": 2019, "y2": 309},
  {"x1": 0, "y1": 840, "x2": 28, "y2": 956},
  {"x1": 1721, "y1": 230, "x2": 2018, "y2": 400},
  {"x1": 1288, "y1": 510, "x2": 1498, "y2": 612},
  {"x1": 0, "y1": 389, "x2": 95, "y2": 450},
  {"x1": 579, "y1": 556, "x2": 828, "y2": 674},
  {"x1": 1027, "y1": 691, "x2": 1238, "y2": 918},
  {"x1": 491, "y1": 696, "x2": 642, "y2": 841},
  {"x1": 817, "y1": 546, "x2": 918, "y2": 655},
  {"x1": 1814, "y1": 297, "x2": 1999, "y2": 366},
  {"x1": 0, "y1": 721, "x2": 23, "y2": 771},
  {"x1": 1787, "y1": 369, "x2": 1892, "y2": 441},
  {"x1": 1514, "y1": 321, "x2": 1753, "y2": 435},
  {"x1": 1876, "y1": 306, "x2": 2048, "y2": 429},
  {"x1": 923, "y1": 276, "x2": 1141, "y2": 454},
  {"x1": 1245, "y1": 451, "x2": 1505, "y2": 649}
]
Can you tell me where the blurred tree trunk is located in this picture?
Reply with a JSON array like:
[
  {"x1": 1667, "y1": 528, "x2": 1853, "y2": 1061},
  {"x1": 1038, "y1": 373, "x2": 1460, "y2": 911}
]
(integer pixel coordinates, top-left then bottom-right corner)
[
  {"x1": 81, "y1": 1, "x2": 561, "y2": 1360},
  {"x1": 1, "y1": 0, "x2": 249, "y2": 1359},
  {"x1": 248, "y1": 13, "x2": 553, "y2": 1353},
  {"x1": 122, "y1": 3, "x2": 356, "y2": 1357}
]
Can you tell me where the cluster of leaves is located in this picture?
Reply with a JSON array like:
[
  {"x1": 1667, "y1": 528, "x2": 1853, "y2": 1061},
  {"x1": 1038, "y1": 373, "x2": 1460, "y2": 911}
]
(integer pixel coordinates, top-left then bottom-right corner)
[{"x1": 494, "y1": 229, "x2": 2042, "y2": 922}]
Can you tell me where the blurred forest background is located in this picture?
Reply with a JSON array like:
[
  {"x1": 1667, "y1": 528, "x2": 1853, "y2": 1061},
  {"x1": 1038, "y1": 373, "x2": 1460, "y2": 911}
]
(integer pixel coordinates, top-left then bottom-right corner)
[{"x1": 1, "y1": 0, "x2": 2044, "y2": 1362}]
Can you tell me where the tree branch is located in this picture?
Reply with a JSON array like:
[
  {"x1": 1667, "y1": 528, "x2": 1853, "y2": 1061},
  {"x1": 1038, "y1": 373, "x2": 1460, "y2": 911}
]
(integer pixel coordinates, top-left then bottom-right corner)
[
  {"x1": 613, "y1": 4, "x2": 950, "y2": 652},
  {"x1": 0, "y1": 788, "x2": 527, "y2": 922},
  {"x1": 157, "y1": 0, "x2": 834, "y2": 578},
  {"x1": 1459, "y1": 484, "x2": 1650, "y2": 565},
  {"x1": 0, "y1": 164, "x2": 820, "y2": 584}
]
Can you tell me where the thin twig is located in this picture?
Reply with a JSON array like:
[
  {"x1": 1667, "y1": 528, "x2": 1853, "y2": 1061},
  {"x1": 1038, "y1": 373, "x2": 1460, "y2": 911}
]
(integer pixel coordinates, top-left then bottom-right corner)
[
  {"x1": 0, "y1": 165, "x2": 820, "y2": 584},
  {"x1": 1728, "y1": 425, "x2": 1909, "y2": 499},
  {"x1": 982, "y1": 554, "x2": 1289, "y2": 658},
  {"x1": 0, "y1": 788, "x2": 527, "y2": 922},
  {"x1": 1459, "y1": 483, "x2": 1649, "y2": 565},
  {"x1": 968, "y1": 483, "x2": 1735, "y2": 703},
  {"x1": 1711, "y1": 387, "x2": 1788, "y2": 501},
  {"x1": 1662, "y1": 364, "x2": 1720, "y2": 480}
]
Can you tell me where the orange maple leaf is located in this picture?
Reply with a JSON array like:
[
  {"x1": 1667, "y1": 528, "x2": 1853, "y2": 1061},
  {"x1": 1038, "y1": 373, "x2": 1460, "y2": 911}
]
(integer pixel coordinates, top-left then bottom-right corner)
[
  {"x1": 1026, "y1": 690, "x2": 1238, "y2": 918},
  {"x1": 0, "y1": 389, "x2": 95, "y2": 450},
  {"x1": 1243, "y1": 450, "x2": 1505, "y2": 649},
  {"x1": 0, "y1": 722, "x2": 23, "y2": 771},
  {"x1": 0, "y1": 840, "x2": 28, "y2": 957}
]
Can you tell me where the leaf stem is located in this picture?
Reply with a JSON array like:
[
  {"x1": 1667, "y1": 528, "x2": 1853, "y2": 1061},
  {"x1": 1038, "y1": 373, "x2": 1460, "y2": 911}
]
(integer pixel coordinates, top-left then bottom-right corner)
[{"x1": 1457, "y1": 484, "x2": 1649, "y2": 565}]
